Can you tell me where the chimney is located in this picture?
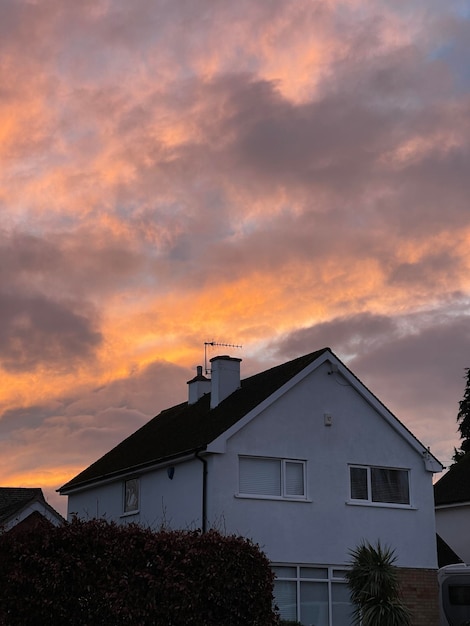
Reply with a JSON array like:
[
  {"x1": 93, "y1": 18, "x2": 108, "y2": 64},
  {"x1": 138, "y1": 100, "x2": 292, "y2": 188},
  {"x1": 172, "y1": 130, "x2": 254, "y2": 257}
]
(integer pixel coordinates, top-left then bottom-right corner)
[
  {"x1": 210, "y1": 355, "x2": 242, "y2": 409},
  {"x1": 187, "y1": 365, "x2": 211, "y2": 405}
]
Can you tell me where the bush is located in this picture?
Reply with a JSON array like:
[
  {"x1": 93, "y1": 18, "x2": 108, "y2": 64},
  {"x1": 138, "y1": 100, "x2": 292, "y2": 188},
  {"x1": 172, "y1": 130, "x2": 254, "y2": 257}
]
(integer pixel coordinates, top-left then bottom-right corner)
[
  {"x1": 0, "y1": 519, "x2": 278, "y2": 625},
  {"x1": 346, "y1": 540, "x2": 411, "y2": 626}
]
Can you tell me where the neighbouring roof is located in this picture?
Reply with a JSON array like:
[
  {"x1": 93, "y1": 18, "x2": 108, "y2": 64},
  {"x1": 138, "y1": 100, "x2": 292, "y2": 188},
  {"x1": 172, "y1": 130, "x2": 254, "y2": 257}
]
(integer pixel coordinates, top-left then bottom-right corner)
[
  {"x1": 434, "y1": 453, "x2": 470, "y2": 506},
  {"x1": 7, "y1": 510, "x2": 55, "y2": 536},
  {"x1": 0, "y1": 487, "x2": 45, "y2": 525},
  {"x1": 0, "y1": 487, "x2": 65, "y2": 529},
  {"x1": 60, "y1": 348, "x2": 330, "y2": 492},
  {"x1": 436, "y1": 534, "x2": 463, "y2": 568},
  {"x1": 60, "y1": 346, "x2": 441, "y2": 494}
]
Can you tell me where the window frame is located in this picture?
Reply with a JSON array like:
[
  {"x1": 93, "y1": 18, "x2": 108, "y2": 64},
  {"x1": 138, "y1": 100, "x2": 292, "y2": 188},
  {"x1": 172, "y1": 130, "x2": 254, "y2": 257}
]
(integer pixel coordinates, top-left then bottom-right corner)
[
  {"x1": 238, "y1": 456, "x2": 308, "y2": 501},
  {"x1": 123, "y1": 477, "x2": 140, "y2": 514},
  {"x1": 272, "y1": 563, "x2": 352, "y2": 626},
  {"x1": 348, "y1": 464, "x2": 411, "y2": 507}
]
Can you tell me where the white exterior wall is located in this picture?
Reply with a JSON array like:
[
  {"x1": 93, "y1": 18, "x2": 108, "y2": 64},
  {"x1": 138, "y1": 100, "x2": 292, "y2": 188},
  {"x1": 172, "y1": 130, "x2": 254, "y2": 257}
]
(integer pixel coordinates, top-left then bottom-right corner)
[
  {"x1": 205, "y1": 361, "x2": 438, "y2": 569},
  {"x1": 436, "y1": 504, "x2": 470, "y2": 562},
  {"x1": 67, "y1": 458, "x2": 203, "y2": 529}
]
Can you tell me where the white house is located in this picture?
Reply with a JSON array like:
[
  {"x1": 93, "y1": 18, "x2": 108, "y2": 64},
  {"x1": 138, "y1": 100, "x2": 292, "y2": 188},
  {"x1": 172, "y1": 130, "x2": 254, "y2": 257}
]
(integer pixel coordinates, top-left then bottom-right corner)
[
  {"x1": 60, "y1": 348, "x2": 443, "y2": 626},
  {"x1": 434, "y1": 453, "x2": 470, "y2": 563}
]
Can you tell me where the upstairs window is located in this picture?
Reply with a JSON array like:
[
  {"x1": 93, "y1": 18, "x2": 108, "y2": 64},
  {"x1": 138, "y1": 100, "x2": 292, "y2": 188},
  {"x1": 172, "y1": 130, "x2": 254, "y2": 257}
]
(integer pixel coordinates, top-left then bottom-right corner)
[
  {"x1": 239, "y1": 456, "x2": 306, "y2": 500},
  {"x1": 349, "y1": 465, "x2": 410, "y2": 505}
]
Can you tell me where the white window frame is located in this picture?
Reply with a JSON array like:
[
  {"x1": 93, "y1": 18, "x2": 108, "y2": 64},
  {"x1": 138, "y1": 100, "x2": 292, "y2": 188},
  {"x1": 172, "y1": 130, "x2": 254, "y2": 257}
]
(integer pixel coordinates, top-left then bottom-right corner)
[
  {"x1": 348, "y1": 464, "x2": 411, "y2": 507},
  {"x1": 238, "y1": 456, "x2": 307, "y2": 501},
  {"x1": 272, "y1": 563, "x2": 352, "y2": 626},
  {"x1": 123, "y1": 477, "x2": 140, "y2": 514}
]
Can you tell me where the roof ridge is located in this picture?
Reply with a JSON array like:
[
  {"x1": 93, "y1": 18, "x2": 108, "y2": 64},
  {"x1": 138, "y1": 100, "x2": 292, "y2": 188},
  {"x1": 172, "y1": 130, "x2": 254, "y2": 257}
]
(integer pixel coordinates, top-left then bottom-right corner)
[{"x1": 60, "y1": 348, "x2": 331, "y2": 492}]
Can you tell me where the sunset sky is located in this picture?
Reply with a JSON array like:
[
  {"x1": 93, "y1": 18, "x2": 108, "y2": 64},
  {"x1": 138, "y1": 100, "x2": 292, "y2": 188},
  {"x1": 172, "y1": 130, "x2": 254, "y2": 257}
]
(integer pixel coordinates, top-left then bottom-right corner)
[{"x1": 2, "y1": 0, "x2": 470, "y2": 517}]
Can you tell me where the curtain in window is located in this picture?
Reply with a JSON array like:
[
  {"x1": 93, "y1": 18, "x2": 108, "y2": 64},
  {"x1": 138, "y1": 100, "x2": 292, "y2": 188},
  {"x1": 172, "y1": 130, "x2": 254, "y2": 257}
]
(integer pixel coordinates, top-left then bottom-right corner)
[{"x1": 371, "y1": 468, "x2": 409, "y2": 504}]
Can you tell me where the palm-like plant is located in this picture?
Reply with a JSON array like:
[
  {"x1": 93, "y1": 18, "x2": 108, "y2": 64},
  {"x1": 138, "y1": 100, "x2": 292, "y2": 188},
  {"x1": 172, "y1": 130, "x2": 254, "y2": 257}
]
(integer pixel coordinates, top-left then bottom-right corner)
[{"x1": 346, "y1": 541, "x2": 411, "y2": 626}]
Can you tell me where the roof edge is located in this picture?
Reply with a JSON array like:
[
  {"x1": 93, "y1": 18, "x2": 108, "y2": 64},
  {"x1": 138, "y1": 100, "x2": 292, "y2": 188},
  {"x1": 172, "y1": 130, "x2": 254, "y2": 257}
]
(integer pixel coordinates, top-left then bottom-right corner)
[{"x1": 59, "y1": 447, "x2": 206, "y2": 495}]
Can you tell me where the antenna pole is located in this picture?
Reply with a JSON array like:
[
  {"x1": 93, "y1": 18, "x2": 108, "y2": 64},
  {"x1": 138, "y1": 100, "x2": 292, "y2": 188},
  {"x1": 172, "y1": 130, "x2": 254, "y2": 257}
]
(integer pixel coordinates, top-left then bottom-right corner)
[{"x1": 204, "y1": 341, "x2": 242, "y2": 375}]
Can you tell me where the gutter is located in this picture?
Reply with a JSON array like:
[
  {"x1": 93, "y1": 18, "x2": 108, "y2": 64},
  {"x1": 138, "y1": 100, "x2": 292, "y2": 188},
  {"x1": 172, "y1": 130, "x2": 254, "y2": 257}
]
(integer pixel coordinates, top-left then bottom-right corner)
[
  {"x1": 196, "y1": 451, "x2": 208, "y2": 533},
  {"x1": 58, "y1": 449, "x2": 202, "y2": 495}
]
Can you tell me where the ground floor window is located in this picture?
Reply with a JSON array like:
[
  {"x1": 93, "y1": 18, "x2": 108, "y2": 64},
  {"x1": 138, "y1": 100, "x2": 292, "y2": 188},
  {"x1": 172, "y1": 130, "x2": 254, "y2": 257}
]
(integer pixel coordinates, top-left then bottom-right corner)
[{"x1": 272, "y1": 564, "x2": 353, "y2": 626}]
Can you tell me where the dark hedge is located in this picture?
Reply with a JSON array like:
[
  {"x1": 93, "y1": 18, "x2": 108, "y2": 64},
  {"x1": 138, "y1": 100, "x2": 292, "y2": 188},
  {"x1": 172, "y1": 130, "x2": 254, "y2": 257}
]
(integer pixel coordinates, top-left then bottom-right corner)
[{"x1": 0, "y1": 519, "x2": 279, "y2": 625}]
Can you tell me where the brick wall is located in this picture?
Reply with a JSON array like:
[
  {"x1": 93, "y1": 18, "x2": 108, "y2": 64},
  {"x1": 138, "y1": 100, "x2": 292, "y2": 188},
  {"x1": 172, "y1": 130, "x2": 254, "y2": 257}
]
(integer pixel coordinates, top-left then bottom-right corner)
[{"x1": 398, "y1": 567, "x2": 439, "y2": 626}]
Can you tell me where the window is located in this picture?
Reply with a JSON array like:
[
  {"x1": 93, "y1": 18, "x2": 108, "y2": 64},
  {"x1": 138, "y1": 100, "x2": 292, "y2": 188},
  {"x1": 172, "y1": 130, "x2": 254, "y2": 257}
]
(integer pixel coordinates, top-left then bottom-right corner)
[
  {"x1": 123, "y1": 478, "x2": 139, "y2": 513},
  {"x1": 349, "y1": 465, "x2": 410, "y2": 505},
  {"x1": 239, "y1": 456, "x2": 306, "y2": 499},
  {"x1": 273, "y1": 564, "x2": 352, "y2": 626}
]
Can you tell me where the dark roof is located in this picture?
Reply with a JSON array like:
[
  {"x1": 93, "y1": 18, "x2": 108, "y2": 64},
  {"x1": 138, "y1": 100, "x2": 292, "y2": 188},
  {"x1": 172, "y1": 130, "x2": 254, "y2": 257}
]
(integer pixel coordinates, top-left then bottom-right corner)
[
  {"x1": 436, "y1": 534, "x2": 463, "y2": 568},
  {"x1": 0, "y1": 487, "x2": 45, "y2": 524},
  {"x1": 60, "y1": 348, "x2": 330, "y2": 492},
  {"x1": 434, "y1": 453, "x2": 470, "y2": 506}
]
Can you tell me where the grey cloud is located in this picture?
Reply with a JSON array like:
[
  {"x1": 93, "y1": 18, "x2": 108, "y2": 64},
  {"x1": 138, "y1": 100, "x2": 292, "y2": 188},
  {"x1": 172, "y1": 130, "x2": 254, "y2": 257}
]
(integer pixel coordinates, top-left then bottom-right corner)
[
  {"x1": 115, "y1": 61, "x2": 467, "y2": 280},
  {"x1": 0, "y1": 359, "x2": 192, "y2": 494},
  {"x1": 388, "y1": 251, "x2": 461, "y2": 288},
  {"x1": 349, "y1": 315, "x2": 470, "y2": 465},
  {"x1": 0, "y1": 229, "x2": 145, "y2": 297},
  {"x1": 66, "y1": 359, "x2": 191, "y2": 418},
  {"x1": 0, "y1": 292, "x2": 102, "y2": 373},
  {"x1": 350, "y1": 313, "x2": 470, "y2": 410},
  {"x1": 273, "y1": 308, "x2": 470, "y2": 466},
  {"x1": 229, "y1": 87, "x2": 392, "y2": 190},
  {"x1": 274, "y1": 313, "x2": 398, "y2": 360},
  {"x1": 0, "y1": 404, "x2": 62, "y2": 436},
  {"x1": 0, "y1": 358, "x2": 191, "y2": 433},
  {"x1": 0, "y1": 232, "x2": 58, "y2": 289}
]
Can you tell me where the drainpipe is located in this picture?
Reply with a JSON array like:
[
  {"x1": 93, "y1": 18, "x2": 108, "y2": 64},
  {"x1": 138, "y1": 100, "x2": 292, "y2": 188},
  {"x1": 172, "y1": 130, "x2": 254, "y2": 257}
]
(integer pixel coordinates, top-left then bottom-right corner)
[{"x1": 195, "y1": 451, "x2": 207, "y2": 533}]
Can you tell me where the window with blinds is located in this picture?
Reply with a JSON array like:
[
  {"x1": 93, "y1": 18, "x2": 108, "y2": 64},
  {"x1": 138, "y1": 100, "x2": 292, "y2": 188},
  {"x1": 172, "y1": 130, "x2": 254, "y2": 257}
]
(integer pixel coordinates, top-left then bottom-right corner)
[
  {"x1": 349, "y1": 465, "x2": 410, "y2": 505},
  {"x1": 239, "y1": 456, "x2": 306, "y2": 499}
]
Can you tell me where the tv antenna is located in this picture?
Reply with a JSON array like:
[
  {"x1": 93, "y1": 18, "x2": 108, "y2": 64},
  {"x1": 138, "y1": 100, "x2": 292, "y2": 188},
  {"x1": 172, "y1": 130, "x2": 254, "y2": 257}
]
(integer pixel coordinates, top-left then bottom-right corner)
[{"x1": 204, "y1": 341, "x2": 242, "y2": 375}]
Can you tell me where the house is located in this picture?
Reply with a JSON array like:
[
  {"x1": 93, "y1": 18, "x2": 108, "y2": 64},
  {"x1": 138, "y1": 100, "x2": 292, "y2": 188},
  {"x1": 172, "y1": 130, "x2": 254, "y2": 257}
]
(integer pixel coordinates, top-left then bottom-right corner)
[
  {"x1": 434, "y1": 452, "x2": 470, "y2": 563},
  {"x1": 0, "y1": 487, "x2": 64, "y2": 533},
  {"x1": 60, "y1": 348, "x2": 443, "y2": 626}
]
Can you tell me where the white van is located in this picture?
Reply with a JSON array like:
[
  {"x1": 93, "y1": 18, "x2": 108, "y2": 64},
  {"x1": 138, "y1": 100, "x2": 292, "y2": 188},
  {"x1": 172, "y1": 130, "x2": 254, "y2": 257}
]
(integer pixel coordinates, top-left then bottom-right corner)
[{"x1": 438, "y1": 563, "x2": 470, "y2": 626}]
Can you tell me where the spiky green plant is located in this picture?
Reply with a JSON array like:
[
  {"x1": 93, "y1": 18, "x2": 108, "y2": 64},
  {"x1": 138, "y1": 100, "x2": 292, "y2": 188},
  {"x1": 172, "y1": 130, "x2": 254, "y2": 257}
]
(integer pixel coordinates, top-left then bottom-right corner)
[{"x1": 346, "y1": 541, "x2": 411, "y2": 626}]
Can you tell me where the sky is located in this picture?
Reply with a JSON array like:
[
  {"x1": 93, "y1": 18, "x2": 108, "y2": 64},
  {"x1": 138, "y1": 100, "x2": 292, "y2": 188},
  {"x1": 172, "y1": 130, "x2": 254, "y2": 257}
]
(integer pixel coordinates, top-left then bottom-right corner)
[{"x1": 1, "y1": 0, "x2": 470, "y2": 517}]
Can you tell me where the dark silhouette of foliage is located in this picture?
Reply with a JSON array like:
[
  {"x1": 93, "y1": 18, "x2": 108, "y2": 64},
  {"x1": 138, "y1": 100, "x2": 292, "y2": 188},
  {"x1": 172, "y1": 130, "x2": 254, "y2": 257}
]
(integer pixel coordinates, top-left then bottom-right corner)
[
  {"x1": 453, "y1": 368, "x2": 470, "y2": 463},
  {"x1": 346, "y1": 541, "x2": 411, "y2": 626},
  {"x1": 0, "y1": 519, "x2": 278, "y2": 626}
]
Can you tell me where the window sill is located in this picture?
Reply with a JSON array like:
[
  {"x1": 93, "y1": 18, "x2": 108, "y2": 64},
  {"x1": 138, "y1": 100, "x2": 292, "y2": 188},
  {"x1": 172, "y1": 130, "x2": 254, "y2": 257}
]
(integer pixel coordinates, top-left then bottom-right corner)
[
  {"x1": 346, "y1": 500, "x2": 416, "y2": 510},
  {"x1": 120, "y1": 509, "x2": 140, "y2": 518},
  {"x1": 235, "y1": 494, "x2": 312, "y2": 503}
]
